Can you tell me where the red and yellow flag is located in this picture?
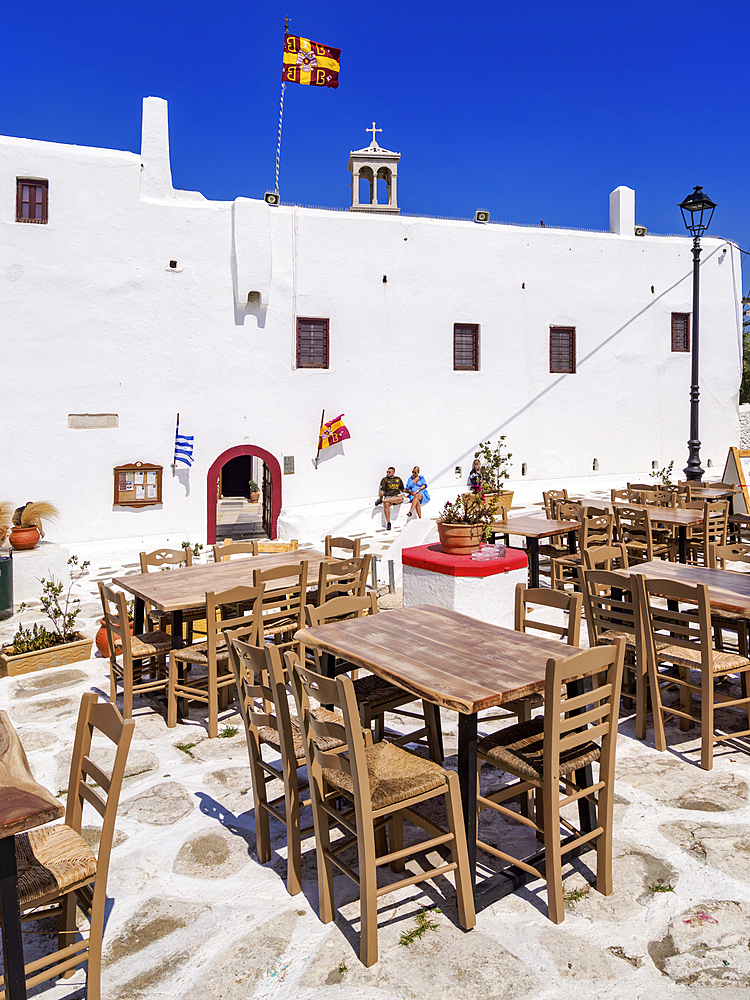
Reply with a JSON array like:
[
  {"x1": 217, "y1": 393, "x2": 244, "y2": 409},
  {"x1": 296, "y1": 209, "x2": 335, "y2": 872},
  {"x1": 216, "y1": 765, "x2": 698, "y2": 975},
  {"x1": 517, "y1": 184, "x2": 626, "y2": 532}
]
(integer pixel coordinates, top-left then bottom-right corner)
[
  {"x1": 318, "y1": 414, "x2": 350, "y2": 449},
  {"x1": 282, "y1": 34, "x2": 340, "y2": 88}
]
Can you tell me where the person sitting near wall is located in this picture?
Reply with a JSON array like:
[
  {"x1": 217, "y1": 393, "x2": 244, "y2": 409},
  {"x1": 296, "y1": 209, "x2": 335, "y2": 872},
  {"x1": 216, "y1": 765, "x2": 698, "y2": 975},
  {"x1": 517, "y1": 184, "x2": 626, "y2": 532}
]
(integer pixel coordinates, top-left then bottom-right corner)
[
  {"x1": 468, "y1": 458, "x2": 483, "y2": 490},
  {"x1": 375, "y1": 466, "x2": 405, "y2": 530},
  {"x1": 405, "y1": 466, "x2": 430, "y2": 518}
]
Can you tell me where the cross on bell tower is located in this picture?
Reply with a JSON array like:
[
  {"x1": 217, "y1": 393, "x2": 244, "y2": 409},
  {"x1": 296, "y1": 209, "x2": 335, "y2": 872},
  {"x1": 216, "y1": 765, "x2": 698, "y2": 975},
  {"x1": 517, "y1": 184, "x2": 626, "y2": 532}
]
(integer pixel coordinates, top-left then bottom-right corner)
[{"x1": 348, "y1": 123, "x2": 400, "y2": 214}]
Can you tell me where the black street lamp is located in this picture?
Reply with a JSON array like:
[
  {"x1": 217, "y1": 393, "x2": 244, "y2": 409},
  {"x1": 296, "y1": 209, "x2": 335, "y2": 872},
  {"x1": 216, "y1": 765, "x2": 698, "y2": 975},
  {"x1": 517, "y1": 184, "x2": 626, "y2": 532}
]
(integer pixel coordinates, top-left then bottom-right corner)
[{"x1": 678, "y1": 185, "x2": 716, "y2": 482}]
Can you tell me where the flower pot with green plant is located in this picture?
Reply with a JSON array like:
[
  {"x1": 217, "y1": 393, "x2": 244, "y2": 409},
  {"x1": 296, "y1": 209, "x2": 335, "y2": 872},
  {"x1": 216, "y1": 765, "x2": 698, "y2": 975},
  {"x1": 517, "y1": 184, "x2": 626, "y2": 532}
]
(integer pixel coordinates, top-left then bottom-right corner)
[
  {"x1": 465, "y1": 439, "x2": 514, "y2": 511},
  {"x1": 248, "y1": 480, "x2": 260, "y2": 502},
  {"x1": 0, "y1": 556, "x2": 93, "y2": 676},
  {"x1": 8, "y1": 501, "x2": 60, "y2": 550},
  {"x1": 437, "y1": 492, "x2": 500, "y2": 555}
]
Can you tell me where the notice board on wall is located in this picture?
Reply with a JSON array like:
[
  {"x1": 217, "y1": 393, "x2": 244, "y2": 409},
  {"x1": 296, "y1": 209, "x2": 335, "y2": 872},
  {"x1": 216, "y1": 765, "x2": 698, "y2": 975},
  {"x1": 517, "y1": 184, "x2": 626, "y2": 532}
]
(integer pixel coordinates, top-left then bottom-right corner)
[
  {"x1": 721, "y1": 448, "x2": 750, "y2": 515},
  {"x1": 113, "y1": 462, "x2": 163, "y2": 508}
]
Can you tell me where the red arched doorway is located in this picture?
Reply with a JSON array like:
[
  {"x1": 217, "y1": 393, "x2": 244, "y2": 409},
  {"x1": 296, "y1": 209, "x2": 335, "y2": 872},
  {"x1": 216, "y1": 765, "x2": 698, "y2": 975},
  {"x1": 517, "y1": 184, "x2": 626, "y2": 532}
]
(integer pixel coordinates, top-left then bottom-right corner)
[{"x1": 206, "y1": 446, "x2": 282, "y2": 545}]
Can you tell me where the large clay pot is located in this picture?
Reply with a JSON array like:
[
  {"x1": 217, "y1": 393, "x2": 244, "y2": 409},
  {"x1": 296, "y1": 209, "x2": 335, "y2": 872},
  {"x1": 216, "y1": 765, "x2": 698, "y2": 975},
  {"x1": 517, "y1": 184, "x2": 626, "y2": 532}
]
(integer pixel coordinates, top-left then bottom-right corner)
[
  {"x1": 95, "y1": 617, "x2": 134, "y2": 657},
  {"x1": 437, "y1": 521, "x2": 484, "y2": 555},
  {"x1": 9, "y1": 525, "x2": 41, "y2": 550},
  {"x1": 250, "y1": 492, "x2": 260, "y2": 502}
]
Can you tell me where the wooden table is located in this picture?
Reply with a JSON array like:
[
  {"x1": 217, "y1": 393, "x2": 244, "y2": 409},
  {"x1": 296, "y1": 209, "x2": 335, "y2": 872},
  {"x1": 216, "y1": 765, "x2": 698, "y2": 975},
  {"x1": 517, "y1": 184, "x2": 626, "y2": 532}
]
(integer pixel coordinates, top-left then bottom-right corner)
[
  {"x1": 620, "y1": 560, "x2": 750, "y2": 614},
  {"x1": 114, "y1": 549, "x2": 329, "y2": 643},
  {"x1": 1, "y1": 711, "x2": 64, "y2": 1000},
  {"x1": 296, "y1": 604, "x2": 584, "y2": 909},
  {"x1": 581, "y1": 499, "x2": 705, "y2": 563},
  {"x1": 689, "y1": 485, "x2": 739, "y2": 515},
  {"x1": 490, "y1": 516, "x2": 581, "y2": 588}
]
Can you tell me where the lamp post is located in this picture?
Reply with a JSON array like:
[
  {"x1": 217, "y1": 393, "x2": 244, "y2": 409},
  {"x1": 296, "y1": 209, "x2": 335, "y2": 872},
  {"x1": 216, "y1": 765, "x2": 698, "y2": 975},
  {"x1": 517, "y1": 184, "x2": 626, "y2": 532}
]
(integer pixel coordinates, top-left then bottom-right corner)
[{"x1": 678, "y1": 185, "x2": 716, "y2": 482}]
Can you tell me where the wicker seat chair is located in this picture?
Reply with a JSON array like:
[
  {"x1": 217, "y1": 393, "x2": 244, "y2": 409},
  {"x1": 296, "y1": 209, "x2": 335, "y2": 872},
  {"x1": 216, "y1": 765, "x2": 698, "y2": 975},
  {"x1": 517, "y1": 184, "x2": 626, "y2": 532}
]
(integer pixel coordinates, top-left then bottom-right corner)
[
  {"x1": 728, "y1": 513, "x2": 750, "y2": 544},
  {"x1": 167, "y1": 585, "x2": 263, "y2": 737},
  {"x1": 139, "y1": 547, "x2": 204, "y2": 640},
  {"x1": 289, "y1": 654, "x2": 475, "y2": 967},
  {"x1": 98, "y1": 582, "x2": 172, "y2": 719},
  {"x1": 542, "y1": 489, "x2": 569, "y2": 517},
  {"x1": 2, "y1": 693, "x2": 134, "y2": 1000},
  {"x1": 303, "y1": 595, "x2": 443, "y2": 761},
  {"x1": 256, "y1": 539, "x2": 299, "y2": 553},
  {"x1": 476, "y1": 639, "x2": 625, "y2": 923},
  {"x1": 253, "y1": 561, "x2": 308, "y2": 657},
  {"x1": 227, "y1": 636, "x2": 359, "y2": 896},
  {"x1": 707, "y1": 542, "x2": 750, "y2": 661},
  {"x1": 635, "y1": 574, "x2": 750, "y2": 770},
  {"x1": 551, "y1": 512, "x2": 613, "y2": 591},
  {"x1": 311, "y1": 555, "x2": 371, "y2": 607},
  {"x1": 684, "y1": 500, "x2": 729, "y2": 566},
  {"x1": 614, "y1": 505, "x2": 672, "y2": 563},
  {"x1": 582, "y1": 543, "x2": 630, "y2": 572},
  {"x1": 324, "y1": 534, "x2": 362, "y2": 558}
]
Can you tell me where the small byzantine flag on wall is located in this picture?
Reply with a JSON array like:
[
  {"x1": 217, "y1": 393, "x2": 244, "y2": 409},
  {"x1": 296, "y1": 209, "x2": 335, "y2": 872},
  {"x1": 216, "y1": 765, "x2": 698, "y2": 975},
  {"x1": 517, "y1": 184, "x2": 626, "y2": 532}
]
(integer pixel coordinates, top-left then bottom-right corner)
[
  {"x1": 283, "y1": 34, "x2": 340, "y2": 88},
  {"x1": 319, "y1": 414, "x2": 351, "y2": 449}
]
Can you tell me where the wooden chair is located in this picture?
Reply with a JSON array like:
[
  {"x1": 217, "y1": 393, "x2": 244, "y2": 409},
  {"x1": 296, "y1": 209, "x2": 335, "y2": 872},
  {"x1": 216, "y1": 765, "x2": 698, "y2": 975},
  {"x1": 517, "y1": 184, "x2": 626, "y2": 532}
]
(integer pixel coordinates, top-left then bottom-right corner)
[
  {"x1": 582, "y1": 543, "x2": 629, "y2": 571},
  {"x1": 707, "y1": 542, "x2": 750, "y2": 659},
  {"x1": 476, "y1": 639, "x2": 625, "y2": 923},
  {"x1": 728, "y1": 513, "x2": 750, "y2": 544},
  {"x1": 551, "y1": 512, "x2": 613, "y2": 591},
  {"x1": 139, "y1": 547, "x2": 204, "y2": 639},
  {"x1": 611, "y1": 488, "x2": 635, "y2": 503},
  {"x1": 543, "y1": 489, "x2": 568, "y2": 518},
  {"x1": 6, "y1": 693, "x2": 134, "y2": 1000},
  {"x1": 227, "y1": 636, "x2": 355, "y2": 897},
  {"x1": 303, "y1": 595, "x2": 443, "y2": 760},
  {"x1": 213, "y1": 539, "x2": 258, "y2": 562},
  {"x1": 98, "y1": 582, "x2": 172, "y2": 719},
  {"x1": 538, "y1": 501, "x2": 580, "y2": 567},
  {"x1": 685, "y1": 500, "x2": 729, "y2": 565},
  {"x1": 289, "y1": 654, "x2": 475, "y2": 967},
  {"x1": 324, "y1": 535, "x2": 362, "y2": 558},
  {"x1": 257, "y1": 540, "x2": 299, "y2": 553},
  {"x1": 313, "y1": 555, "x2": 371, "y2": 607},
  {"x1": 252, "y1": 561, "x2": 308, "y2": 656},
  {"x1": 635, "y1": 574, "x2": 750, "y2": 770},
  {"x1": 614, "y1": 505, "x2": 672, "y2": 563},
  {"x1": 167, "y1": 585, "x2": 262, "y2": 737}
]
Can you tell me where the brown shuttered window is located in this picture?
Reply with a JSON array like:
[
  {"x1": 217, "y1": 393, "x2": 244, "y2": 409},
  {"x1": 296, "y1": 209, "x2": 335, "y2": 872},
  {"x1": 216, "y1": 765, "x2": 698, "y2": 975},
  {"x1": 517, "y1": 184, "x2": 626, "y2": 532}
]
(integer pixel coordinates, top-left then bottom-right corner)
[
  {"x1": 16, "y1": 179, "x2": 48, "y2": 223},
  {"x1": 549, "y1": 327, "x2": 576, "y2": 373},
  {"x1": 453, "y1": 324, "x2": 479, "y2": 370},
  {"x1": 671, "y1": 313, "x2": 690, "y2": 352},
  {"x1": 296, "y1": 317, "x2": 329, "y2": 368}
]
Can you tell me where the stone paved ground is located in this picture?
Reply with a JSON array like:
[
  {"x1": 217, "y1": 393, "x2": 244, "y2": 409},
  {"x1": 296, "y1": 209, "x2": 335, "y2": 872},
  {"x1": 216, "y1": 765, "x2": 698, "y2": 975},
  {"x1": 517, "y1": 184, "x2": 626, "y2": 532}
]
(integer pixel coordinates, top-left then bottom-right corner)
[{"x1": 3, "y1": 496, "x2": 750, "y2": 999}]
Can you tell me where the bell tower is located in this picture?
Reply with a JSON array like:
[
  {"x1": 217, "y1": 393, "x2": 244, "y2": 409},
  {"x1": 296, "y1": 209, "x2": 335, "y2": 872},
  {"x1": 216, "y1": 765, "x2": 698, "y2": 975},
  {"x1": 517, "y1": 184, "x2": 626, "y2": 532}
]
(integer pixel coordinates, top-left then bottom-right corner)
[{"x1": 348, "y1": 123, "x2": 400, "y2": 214}]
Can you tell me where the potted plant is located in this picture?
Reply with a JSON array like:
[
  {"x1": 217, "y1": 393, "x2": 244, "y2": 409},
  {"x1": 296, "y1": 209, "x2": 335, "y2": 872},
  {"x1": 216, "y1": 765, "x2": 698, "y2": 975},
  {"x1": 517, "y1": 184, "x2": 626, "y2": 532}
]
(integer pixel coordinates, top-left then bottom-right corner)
[
  {"x1": 0, "y1": 556, "x2": 93, "y2": 676},
  {"x1": 8, "y1": 501, "x2": 60, "y2": 551},
  {"x1": 95, "y1": 597, "x2": 134, "y2": 657},
  {"x1": 437, "y1": 492, "x2": 500, "y2": 555},
  {"x1": 181, "y1": 540, "x2": 204, "y2": 563},
  {"x1": 248, "y1": 480, "x2": 260, "y2": 502},
  {"x1": 467, "y1": 439, "x2": 514, "y2": 510}
]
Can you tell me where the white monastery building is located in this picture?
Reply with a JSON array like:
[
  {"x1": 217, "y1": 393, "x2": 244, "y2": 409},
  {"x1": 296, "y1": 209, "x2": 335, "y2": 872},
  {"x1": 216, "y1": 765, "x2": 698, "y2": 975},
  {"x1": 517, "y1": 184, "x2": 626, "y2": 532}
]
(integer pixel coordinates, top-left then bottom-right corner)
[{"x1": 1, "y1": 97, "x2": 743, "y2": 545}]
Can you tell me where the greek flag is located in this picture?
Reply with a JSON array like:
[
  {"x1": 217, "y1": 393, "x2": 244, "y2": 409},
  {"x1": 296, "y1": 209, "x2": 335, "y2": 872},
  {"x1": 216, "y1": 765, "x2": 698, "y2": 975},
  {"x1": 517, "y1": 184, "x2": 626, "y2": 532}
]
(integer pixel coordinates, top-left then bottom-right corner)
[{"x1": 174, "y1": 417, "x2": 194, "y2": 467}]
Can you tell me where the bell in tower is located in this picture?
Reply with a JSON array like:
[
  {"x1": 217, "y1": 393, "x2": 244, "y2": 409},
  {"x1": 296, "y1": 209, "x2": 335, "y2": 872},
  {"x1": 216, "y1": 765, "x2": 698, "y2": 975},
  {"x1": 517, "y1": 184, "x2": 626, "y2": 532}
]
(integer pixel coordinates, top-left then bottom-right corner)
[{"x1": 348, "y1": 123, "x2": 400, "y2": 214}]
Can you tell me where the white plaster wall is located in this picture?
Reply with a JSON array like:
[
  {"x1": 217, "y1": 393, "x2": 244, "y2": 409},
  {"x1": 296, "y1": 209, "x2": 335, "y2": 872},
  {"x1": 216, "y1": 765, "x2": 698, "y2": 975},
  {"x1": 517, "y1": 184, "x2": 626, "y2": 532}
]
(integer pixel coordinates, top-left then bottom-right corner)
[
  {"x1": 402, "y1": 563, "x2": 526, "y2": 628},
  {"x1": 0, "y1": 100, "x2": 742, "y2": 544}
]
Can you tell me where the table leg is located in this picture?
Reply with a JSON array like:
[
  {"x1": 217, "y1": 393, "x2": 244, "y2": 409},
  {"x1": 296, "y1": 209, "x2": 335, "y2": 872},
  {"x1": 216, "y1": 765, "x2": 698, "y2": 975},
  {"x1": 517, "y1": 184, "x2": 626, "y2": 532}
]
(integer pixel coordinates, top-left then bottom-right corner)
[
  {"x1": 0, "y1": 835, "x2": 27, "y2": 1000},
  {"x1": 527, "y1": 538, "x2": 540, "y2": 589},
  {"x1": 171, "y1": 611, "x2": 186, "y2": 723},
  {"x1": 678, "y1": 526, "x2": 687, "y2": 564},
  {"x1": 567, "y1": 529, "x2": 578, "y2": 555},
  {"x1": 457, "y1": 713, "x2": 478, "y2": 894},
  {"x1": 134, "y1": 597, "x2": 144, "y2": 635}
]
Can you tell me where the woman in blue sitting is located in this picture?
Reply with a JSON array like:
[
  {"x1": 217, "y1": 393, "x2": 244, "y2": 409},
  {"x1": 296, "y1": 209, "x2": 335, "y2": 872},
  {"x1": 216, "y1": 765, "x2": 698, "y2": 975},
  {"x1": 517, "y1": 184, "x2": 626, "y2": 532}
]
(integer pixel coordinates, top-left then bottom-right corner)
[{"x1": 405, "y1": 466, "x2": 430, "y2": 519}]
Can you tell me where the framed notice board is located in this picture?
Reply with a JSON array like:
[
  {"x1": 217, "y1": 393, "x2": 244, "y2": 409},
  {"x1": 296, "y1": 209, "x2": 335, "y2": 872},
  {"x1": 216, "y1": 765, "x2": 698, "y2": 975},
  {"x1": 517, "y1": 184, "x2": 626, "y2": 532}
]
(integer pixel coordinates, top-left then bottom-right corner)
[
  {"x1": 113, "y1": 462, "x2": 163, "y2": 508},
  {"x1": 721, "y1": 447, "x2": 750, "y2": 515}
]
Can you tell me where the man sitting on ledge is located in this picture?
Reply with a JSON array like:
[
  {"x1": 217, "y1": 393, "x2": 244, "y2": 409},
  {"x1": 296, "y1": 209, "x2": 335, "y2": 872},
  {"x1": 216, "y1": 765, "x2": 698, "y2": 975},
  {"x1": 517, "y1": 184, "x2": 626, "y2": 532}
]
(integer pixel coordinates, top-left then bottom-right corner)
[{"x1": 375, "y1": 467, "x2": 405, "y2": 530}]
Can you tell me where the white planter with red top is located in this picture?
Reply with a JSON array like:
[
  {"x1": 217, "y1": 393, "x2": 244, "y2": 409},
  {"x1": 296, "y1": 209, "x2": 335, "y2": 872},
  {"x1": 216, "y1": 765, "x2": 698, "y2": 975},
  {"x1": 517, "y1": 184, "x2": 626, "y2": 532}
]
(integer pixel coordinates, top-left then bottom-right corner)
[{"x1": 401, "y1": 543, "x2": 528, "y2": 628}]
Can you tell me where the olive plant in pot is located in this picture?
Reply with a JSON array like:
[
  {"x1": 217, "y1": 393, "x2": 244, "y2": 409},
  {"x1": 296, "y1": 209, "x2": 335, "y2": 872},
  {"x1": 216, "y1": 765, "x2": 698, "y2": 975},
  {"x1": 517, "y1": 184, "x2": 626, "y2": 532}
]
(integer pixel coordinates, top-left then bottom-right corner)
[
  {"x1": 468, "y1": 438, "x2": 514, "y2": 510},
  {"x1": 0, "y1": 556, "x2": 93, "y2": 676},
  {"x1": 437, "y1": 493, "x2": 500, "y2": 555},
  {"x1": 248, "y1": 480, "x2": 260, "y2": 502},
  {"x1": 8, "y1": 501, "x2": 60, "y2": 550}
]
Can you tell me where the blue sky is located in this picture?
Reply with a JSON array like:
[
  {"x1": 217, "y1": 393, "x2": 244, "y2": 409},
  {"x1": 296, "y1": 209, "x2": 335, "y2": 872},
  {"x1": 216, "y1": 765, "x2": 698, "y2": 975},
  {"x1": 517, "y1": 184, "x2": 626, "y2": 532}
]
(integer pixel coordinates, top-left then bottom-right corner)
[{"x1": 2, "y1": 1, "x2": 748, "y2": 279}]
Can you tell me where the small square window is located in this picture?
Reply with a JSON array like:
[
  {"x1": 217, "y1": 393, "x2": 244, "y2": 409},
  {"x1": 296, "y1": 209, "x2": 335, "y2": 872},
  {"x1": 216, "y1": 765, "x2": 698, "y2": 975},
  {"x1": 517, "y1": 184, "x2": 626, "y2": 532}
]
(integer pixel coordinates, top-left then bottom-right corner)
[
  {"x1": 671, "y1": 313, "x2": 690, "y2": 352},
  {"x1": 549, "y1": 327, "x2": 576, "y2": 373},
  {"x1": 296, "y1": 317, "x2": 329, "y2": 368},
  {"x1": 453, "y1": 324, "x2": 479, "y2": 370},
  {"x1": 16, "y1": 178, "x2": 48, "y2": 223}
]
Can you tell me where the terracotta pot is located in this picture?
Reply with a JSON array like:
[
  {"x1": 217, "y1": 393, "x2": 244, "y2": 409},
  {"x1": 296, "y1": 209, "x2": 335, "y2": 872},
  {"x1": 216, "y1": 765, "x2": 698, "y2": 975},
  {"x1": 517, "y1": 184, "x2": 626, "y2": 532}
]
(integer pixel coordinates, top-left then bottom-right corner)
[
  {"x1": 437, "y1": 521, "x2": 484, "y2": 555},
  {"x1": 9, "y1": 525, "x2": 41, "y2": 550},
  {"x1": 250, "y1": 492, "x2": 260, "y2": 502},
  {"x1": 95, "y1": 618, "x2": 134, "y2": 657}
]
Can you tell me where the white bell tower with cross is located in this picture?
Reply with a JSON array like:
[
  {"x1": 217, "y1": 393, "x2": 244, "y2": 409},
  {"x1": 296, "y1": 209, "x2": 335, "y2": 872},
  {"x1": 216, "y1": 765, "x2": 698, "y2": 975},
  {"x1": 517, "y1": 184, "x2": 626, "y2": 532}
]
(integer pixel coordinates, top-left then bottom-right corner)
[{"x1": 348, "y1": 122, "x2": 400, "y2": 214}]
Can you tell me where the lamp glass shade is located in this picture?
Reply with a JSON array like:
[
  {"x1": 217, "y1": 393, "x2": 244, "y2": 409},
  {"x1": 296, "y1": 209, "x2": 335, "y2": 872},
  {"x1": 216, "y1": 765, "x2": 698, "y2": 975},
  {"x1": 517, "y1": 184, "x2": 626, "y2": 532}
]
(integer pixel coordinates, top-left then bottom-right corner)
[{"x1": 679, "y1": 186, "x2": 716, "y2": 236}]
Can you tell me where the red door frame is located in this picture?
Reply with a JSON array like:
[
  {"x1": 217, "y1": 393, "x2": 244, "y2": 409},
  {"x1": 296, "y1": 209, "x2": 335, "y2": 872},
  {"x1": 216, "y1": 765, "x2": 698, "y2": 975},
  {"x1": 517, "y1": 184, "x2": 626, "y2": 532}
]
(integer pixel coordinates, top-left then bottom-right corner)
[{"x1": 206, "y1": 445, "x2": 282, "y2": 545}]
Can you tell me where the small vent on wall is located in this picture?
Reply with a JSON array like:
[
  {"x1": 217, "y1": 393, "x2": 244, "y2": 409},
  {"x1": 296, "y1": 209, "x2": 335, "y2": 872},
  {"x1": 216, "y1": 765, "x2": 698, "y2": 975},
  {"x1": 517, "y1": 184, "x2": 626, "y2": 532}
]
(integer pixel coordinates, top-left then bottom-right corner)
[{"x1": 68, "y1": 413, "x2": 119, "y2": 429}]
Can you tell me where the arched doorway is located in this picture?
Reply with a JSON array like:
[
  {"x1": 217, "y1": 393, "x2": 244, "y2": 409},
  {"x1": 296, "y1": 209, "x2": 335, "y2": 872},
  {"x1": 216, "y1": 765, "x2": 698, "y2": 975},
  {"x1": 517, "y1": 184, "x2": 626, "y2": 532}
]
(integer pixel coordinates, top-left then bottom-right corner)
[{"x1": 206, "y1": 446, "x2": 282, "y2": 545}]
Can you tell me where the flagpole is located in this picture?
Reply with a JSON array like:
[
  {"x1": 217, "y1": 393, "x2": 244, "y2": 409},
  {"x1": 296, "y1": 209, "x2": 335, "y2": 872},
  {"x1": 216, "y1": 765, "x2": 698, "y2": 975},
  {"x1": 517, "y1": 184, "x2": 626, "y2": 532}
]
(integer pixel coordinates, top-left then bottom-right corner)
[
  {"x1": 275, "y1": 18, "x2": 291, "y2": 196},
  {"x1": 315, "y1": 409, "x2": 325, "y2": 469},
  {"x1": 173, "y1": 412, "x2": 179, "y2": 476}
]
